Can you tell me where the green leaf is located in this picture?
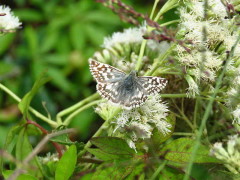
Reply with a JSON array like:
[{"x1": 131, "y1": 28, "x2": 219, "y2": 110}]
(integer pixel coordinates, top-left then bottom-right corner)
[
  {"x1": 55, "y1": 145, "x2": 77, "y2": 180},
  {"x1": 91, "y1": 160, "x2": 143, "y2": 180},
  {"x1": 3, "y1": 170, "x2": 38, "y2": 180},
  {"x1": 87, "y1": 148, "x2": 122, "y2": 161},
  {"x1": 0, "y1": 124, "x2": 23, "y2": 174},
  {"x1": 160, "y1": 138, "x2": 220, "y2": 163},
  {"x1": 90, "y1": 137, "x2": 135, "y2": 156},
  {"x1": 152, "y1": 113, "x2": 175, "y2": 149},
  {"x1": 18, "y1": 72, "x2": 50, "y2": 119},
  {"x1": 15, "y1": 128, "x2": 41, "y2": 176},
  {"x1": 159, "y1": 166, "x2": 184, "y2": 180},
  {"x1": 50, "y1": 133, "x2": 76, "y2": 145}
]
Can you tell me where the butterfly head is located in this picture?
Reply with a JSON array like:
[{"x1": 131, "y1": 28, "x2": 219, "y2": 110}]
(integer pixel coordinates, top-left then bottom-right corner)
[{"x1": 129, "y1": 70, "x2": 137, "y2": 77}]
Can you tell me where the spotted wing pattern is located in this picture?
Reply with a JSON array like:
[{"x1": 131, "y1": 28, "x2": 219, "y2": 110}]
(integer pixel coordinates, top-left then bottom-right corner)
[
  {"x1": 138, "y1": 76, "x2": 168, "y2": 95},
  {"x1": 89, "y1": 59, "x2": 125, "y2": 83},
  {"x1": 89, "y1": 59, "x2": 168, "y2": 110}
]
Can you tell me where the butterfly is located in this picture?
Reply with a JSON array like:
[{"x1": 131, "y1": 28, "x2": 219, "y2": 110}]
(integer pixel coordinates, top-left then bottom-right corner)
[{"x1": 89, "y1": 59, "x2": 167, "y2": 110}]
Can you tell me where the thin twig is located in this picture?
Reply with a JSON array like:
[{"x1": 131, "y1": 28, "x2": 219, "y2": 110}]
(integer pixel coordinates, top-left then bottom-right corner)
[{"x1": 7, "y1": 129, "x2": 75, "y2": 180}]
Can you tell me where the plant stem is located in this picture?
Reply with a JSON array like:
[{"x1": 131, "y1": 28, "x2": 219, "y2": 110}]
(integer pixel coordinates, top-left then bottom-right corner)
[
  {"x1": 144, "y1": 43, "x2": 176, "y2": 76},
  {"x1": 161, "y1": 94, "x2": 187, "y2": 98},
  {"x1": 183, "y1": 35, "x2": 240, "y2": 180},
  {"x1": 78, "y1": 119, "x2": 110, "y2": 157},
  {"x1": 150, "y1": 0, "x2": 160, "y2": 20},
  {"x1": 0, "y1": 83, "x2": 57, "y2": 127},
  {"x1": 56, "y1": 93, "x2": 100, "y2": 124},
  {"x1": 0, "y1": 83, "x2": 21, "y2": 102},
  {"x1": 7, "y1": 129, "x2": 75, "y2": 180},
  {"x1": 149, "y1": 160, "x2": 167, "y2": 180},
  {"x1": 135, "y1": 40, "x2": 147, "y2": 72},
  {"x1": 63, "y1": 100, "x2": 103, "y2": 126},
  {"x1": 160, "y1": 19, "x2": 180, "y2": 27},
  {"x1": 154, "y1": 0, "x2": 179, "y2": 22},
  {"x1": 135, "y1": 0, "x2": 160, "y2": 72}
]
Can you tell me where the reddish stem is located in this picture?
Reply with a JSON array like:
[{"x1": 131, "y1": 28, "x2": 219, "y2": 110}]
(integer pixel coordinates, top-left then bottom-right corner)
[{"x1": 26, "y1": 120, "x2": 63, "y2": 158}]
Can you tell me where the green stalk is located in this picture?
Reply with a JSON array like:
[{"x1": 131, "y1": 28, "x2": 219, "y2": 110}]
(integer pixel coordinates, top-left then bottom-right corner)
[
  {"x1": 56, "y1": 93, "x2": 100, "y2": 124},
  {"x1": 78, "y1": 119, "x2": 110, "y2": 157},
  {"x1": 0, "y1": 83, "x2": 57, "y2": 127},
  {"x1": 135, "y1": 0, "x2": 161, "y2": 72},
  {"x1": 183, "y1": 35, "x2": 240, "y2": 180},
  {"x1": 149, "y1": 160, "x2": 167, "y2": 180},
  {"x1": 161, "y1": 94, "x2": 187, "y2": 98},
  {"x1": 150, "y1": 0, "x2": 160, "y2": 20},
  {"x1": 63, "y1": 100, "x2": 102, "y2": 126},
  {"x1": 144, "y1": 44, "x2": 176, "y2": 76}
]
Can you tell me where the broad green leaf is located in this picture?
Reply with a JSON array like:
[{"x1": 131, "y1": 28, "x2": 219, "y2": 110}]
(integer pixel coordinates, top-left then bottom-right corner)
[
  {"x1": 3, "y1": 170, "x2": 38, "y2": 180},
  {"x1": 15, "y1": 128, "x2": 41, "y2": 177},
  {"x1": 159, "y1": 166, "x2": 184, "y2": 180},
  {"x1": 0, "y1": 124, "x2": 23, "y2": 174},
  {"x1": 90, "y1": 137, "x2": 135, "y2": 156},
  {"x1": 87, "y1": 148, "x2": 123, "y2": 161},
  {"x1": 152, "y1": 113, "x2": 175, "y2": 149},
  {"x1": 50, "y1": 127, "x2": 83, "y2": 149},
  {"x1": 18, "y1": 72, "x2": 50, "y2": 119},
  {"x1": 42, "y1": 161, "x2": 57, "y2": 179},
  {"x1": 160, "y1": 138, "x2": 220, "y2": 163},
  {"x1": 55, "y1": 145, "x2": 77, "y2": 180},
  {"x1": 91, "y1": 161, "x2": 136, "y2": 180}
]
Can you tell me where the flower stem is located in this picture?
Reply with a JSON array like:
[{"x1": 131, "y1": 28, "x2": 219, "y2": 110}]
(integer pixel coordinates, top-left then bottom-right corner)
[
  {"x1": 63, "y1": 100, "x2": 103, "y2": 126},
  {"x1": 161, "y1": 94, "x2": 187, "y2": 98},
  {"x1": 0, "y1": 83, "x2": 57, "y2": 127},
  {"x1": 78, "y1": 119, "x2": 110, "y2": 157},
  {"x1": 184, "y1": 34, "x2": 240, "y2": 180},
  {"x1": 135, "y1": 0, "x2": 160, "y2": 72},
  {"x1": 149, "y1": 160, "x2": 167, "y2": 180},
  {"x1": 56, "y1": 93, "x2": 100, "y2": 124},
  {"x1": 150, "y1": 0, "x2": 160, "y2": 19},
  {"x1": 144, "y1": 43, "x2": 176, "y2": 76}
]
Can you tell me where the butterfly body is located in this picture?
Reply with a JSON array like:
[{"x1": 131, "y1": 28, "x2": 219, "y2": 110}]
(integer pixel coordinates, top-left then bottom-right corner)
[{"x1": 89, "y1": 59, "x2": 167, "y2": 109}]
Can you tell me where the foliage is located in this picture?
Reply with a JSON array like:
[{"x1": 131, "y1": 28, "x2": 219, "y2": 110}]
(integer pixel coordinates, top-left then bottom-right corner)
[{"x1": 1, "y1": 0, "x2": 240, "y2": 179}]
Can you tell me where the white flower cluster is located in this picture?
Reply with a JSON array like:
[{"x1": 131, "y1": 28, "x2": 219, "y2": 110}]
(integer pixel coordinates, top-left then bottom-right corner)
[
  {"x1": 39, "y1": 152, "x2": 59, "y2": 164},
  {"x1": 102, "y1": 23, "x2": 170, "y2": 55},
  {"x1": 114, "y1": 94, "x2": 171, "y2": 150},
  {"x1": 210, "y1": 135, "x2": 240, "y2": 174},
  {"x1": 177, "y1": 0, "x2": 240, "y2": 97},
  {"x1": 0, "y1": 6, "x2": 21, "y2": 31}
]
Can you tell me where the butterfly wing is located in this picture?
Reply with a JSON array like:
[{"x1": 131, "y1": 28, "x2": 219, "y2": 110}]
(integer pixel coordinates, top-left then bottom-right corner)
[
  {"x1": 122, "y1": 84, "x2": 148, "y2": 109},
  {"x1": 89, "y1": 59, "x2": 126, "y2": 105},
  {"x1": 137, "y1": 76, "x2": 167, "y2": 95},
  {"x1": 97, "y1": 82, "x2": 120, "y2": 104},
  {"x1": 89, "y1": 59, "x2": 126, "y2": 83}
]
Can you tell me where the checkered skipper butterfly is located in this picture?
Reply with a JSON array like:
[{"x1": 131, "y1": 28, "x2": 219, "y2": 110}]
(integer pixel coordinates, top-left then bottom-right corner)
[{"x1": 89, "y1": 59, "x2": 167, "y2": 109}]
